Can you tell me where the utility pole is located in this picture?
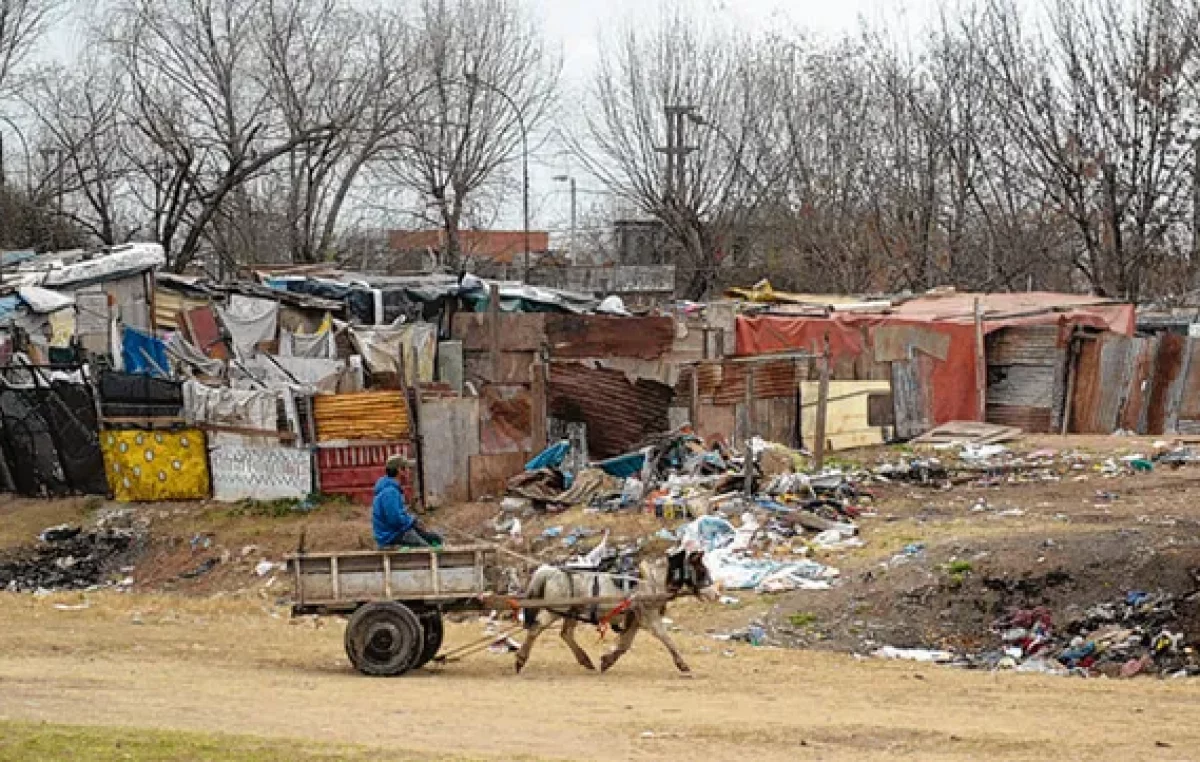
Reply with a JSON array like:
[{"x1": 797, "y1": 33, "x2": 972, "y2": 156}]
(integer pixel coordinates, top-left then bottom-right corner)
[
  {"x1": 554, "y1": 175, "x2": 576, "y2": 264},
  {"x1": 658, "y1": 105, "x2": 699, "y2": 203}
]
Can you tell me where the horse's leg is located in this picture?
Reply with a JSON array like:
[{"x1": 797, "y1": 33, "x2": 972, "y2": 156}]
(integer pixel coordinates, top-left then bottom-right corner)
[
  {"x1": 644, "y1": 613, "x2": 691, "y2": 674},
  {"x1": 559, "y1": 616, "x2": 596, "y2": 671},
  {"x1": 600, "y1": 615, "x2": 640, "y2": 673},
  {"x1": 515, "y1": 616, "x2": 553, "y2": 674}
]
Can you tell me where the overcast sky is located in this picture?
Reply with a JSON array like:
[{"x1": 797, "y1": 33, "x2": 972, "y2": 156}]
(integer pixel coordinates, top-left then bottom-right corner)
[
  {"x1": 523, "y1": 0, "x2": 939, "y2": 238},
  {"x1": 43, "y1": 0, "x2": 938, "y2": 240}
]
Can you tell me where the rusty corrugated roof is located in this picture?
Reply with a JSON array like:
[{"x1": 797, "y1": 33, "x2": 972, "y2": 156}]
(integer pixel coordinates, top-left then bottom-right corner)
[
  {"x1": 547, "y1": 363, "x2": 674, "y2": 459},
  {"x1": 313, "y1": 391, "x2": 410, "y2": 442}
]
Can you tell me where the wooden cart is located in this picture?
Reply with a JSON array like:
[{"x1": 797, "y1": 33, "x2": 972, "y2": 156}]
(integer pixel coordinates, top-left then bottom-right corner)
[
  {"x1": 289, "y1": 545, "x2": 673, "y2": 677},
  {"x1": 289, "y1": 545, "x2": 501, "y2": 676}
]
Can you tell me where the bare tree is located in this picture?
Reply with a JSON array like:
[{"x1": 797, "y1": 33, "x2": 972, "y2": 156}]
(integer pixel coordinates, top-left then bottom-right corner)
[
  {"x1": 978, "y1": 0, "x2": 1200, "y2": 300},
  {"x1": 25, "y1": 64, "x2": 138, "y2": 245},
  {"x1": 236, "y1": 0, "x2": 414, "y2": 264},
  {"x1": 0, "y1": 0, "x2": 62, "y2": 97},
  {"x1": 104, "y1": 0, "x2": 336, "y2": 272},
  {"x1": 579, "y1": 7, "x2": 772, "y2": 299},
  {"x1": 383, "y1": 0, "x2": 558, "y2": 272}
]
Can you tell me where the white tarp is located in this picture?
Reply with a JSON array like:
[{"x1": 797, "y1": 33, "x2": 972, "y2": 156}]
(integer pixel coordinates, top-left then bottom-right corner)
[
  {"x1": 183, "y1": 381, "x2": 277, "y2": 447},
  {"x1": 40, "y1": 243, "x2": 165, "y2": 289},
  {"x1": 209, "y1": 445, "x2": 312, "y2": 502},
  {"x1": 349, "y1": 321, "x2": 436, "y2": 385},
  {"x1": 18, "y1": 286, "x2": 74, "y2": 313},
  {"x1": 218, "y1": 295, "x2": 278, "y2": 358}
]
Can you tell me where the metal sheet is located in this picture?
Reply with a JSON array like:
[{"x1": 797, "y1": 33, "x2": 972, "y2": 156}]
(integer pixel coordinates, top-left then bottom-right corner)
[
  {"x1": 1071, "y1": 335, "x2": 1134, "y2": 434},
  {"x1": 1118, "y1": 336, "x2": 1159, "y2": 433},
  {"x1": 547, "y1": 362, "x2": 675, "y2": 459},
  {"x1": 312, "y1": 391, "x2": 410, "y2": 442},
  {"x1": 986, "y1": 404, "x2": 1052, "y2": 433},
  {"x1": 984, "y1": 327, "x2": 1066, "y2": 434},
  {"x1": 1146, "y1": 332, "x2": 1186, "y2": 434},
  {"x1": 479, "y1": 384, "x2": 532, "y2": 454},
  {"x1": 315, "y1": 441, "x2": 414, "y2": 506},
  {"x1": 1174, "y1": 338, "x2": 1200, "y2": 431},
  {"x1": 891, "y1": 354, "x2": 935, "y2": 440},
  {"x1": 690, "y1": 360, "x2": 799, "y2": 405},
  {"x1": 544, "y1": 315, "x2": 675, "y2": 360}
]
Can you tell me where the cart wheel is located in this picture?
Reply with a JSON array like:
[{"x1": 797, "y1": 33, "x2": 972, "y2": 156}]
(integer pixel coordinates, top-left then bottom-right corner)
[
  {"x1": 413, "y1": 609, "x2": 444, "y2": 669},
  {"x1": 344, "y1": 602, "x2": 424, "y2": 677}
]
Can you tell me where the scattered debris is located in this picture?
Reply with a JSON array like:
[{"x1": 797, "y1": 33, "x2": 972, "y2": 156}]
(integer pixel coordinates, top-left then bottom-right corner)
[{"x1": 1, "y1": 516, "x2": 144, "y2": 592}]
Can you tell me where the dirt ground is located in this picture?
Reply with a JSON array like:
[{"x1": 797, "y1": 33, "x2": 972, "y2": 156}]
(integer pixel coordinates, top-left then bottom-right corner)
[
  {"x1": 3, "y1": 434, "x2": 1200, "y2": 760},
  {"x1": 2, "y1": 593, "x2": 1200, "y2": 762}
]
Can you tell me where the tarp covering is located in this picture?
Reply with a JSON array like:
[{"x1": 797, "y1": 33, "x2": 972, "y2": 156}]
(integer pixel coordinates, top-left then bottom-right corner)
[
  {"x1": 183, "y1": 381, "x2": 277, "y2": 446},
  {"x1": 121, "y1": 327, "x2": 170, "y2": 378},
  {"x1": 350, "y1": 322, "x2": 436, "y2": 385},
  {"x1": 39, "y1": 243, "x2": 164, "y2": 290},
  {"x1": 0, "y1": 381, "x2": 108, "y2": 497},
  {"x1": 280, "y1": 314, "x2": 336, "y2": 359},
  {"x1": 218, "y1": 295, "x2": 279, "y2": 357},
  {"x1": 102, "y1": 428, "x2": 210, "y2": 501},
  {"x1": 735, "y1": 293, "x2": 1136, "y2": 426},
  {"x1": 209, "y1": 444, "x2": 312, "y2": 502}
]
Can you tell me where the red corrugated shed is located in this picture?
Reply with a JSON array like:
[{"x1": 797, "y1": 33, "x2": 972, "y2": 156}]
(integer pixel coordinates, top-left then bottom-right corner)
[{"x1": 735, "y1": 293, "x2": 1135, "y2": 426}]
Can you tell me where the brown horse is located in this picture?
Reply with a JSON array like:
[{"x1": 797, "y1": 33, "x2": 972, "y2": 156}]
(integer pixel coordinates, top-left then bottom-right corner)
[{"x1": 515, "y1": 550, "x2": 717, "y2": 674}]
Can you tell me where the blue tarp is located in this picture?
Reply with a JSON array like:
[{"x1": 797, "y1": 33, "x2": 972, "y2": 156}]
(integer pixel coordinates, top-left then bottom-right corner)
[
  {"x1": 122, "y1": 328, "x2": 170, "y2": 378},
  {"x1": 526, "y1": 440, "x2": 570, "y2": 471},
  {"x1": 596, "y1": 450, "x2": 646, "y2": 478}
]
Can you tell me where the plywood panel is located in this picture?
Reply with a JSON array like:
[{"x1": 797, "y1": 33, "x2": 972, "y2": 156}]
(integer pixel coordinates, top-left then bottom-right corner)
[
  {"x1": 421, "y1": 398, "x2": 479, "y2": 507},
  {"x1": 800, "y1": 380, "x2": 891, "y2": 451},
  {"x1": 479, "y1": 385, "x2": 532, "y2": 454},
  {"x1": 469, "y1": 452, "x2": 529, "y2": 501}
]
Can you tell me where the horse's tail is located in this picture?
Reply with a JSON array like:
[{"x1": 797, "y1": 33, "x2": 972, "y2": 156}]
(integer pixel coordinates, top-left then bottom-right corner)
[{"x1": 522, "y1": 566, "x2": 553, "y2": 628}]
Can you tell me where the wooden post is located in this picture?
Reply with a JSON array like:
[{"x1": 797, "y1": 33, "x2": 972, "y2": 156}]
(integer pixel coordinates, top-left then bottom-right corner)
[
  {"x1": 743, "y1": 362, "x2": 755, "y2": 500},
  {"x1": 813, "y1": 335, "x2": 831, "y2": 471},
  {"x1": 974, "y1": 297, "x2": 987, "y2": 421},
  {"x1": 488, "y1": 283, "x2": 500, "y2": 383},
  {"x1": 689, "y1": 365, "x2": 700, "y2": 431},
  {"x1": 530, "y1": 358, "x2": 547, "y2": 452},
  {"x1": 1060, "y1": 327, "x2": 1080, "y2": 435}
]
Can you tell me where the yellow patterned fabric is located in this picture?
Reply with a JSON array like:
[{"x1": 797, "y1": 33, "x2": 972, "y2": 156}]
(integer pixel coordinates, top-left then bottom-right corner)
[{"x1": 102, "y1": 428, "x2": 210, "y2": 501}]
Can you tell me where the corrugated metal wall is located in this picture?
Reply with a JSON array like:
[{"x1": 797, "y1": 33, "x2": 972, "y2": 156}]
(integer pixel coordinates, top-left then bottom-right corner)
[
  {"x1": 1071, "y1": 333, "x2": 1187, "y2": 435},
  {"x1": 985, "y1": 326, "x2": 1067, "y2": 434},
  {"x1": 315, "y1": 441, "x2": 415, "y2": 506},
  {"x1": 312, "y1": 391, "x2": 410, "y2": 442},
  {"x1": 547, "y1": 362, "x2": 674, "y2": 459}
]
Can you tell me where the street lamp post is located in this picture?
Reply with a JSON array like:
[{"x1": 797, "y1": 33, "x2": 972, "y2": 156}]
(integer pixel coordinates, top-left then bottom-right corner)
[
  {"x1": 552, "y1": 174, "x2": 576, "y2": 265},
  {"x1": 465, "y1": 75, "x2": 530, "y2": 283}
]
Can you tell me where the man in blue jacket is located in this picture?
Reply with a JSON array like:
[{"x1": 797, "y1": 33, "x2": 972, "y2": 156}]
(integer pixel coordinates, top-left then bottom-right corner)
[{"x1": 372, "y1": 455, "x2": 442, "y2": 549}]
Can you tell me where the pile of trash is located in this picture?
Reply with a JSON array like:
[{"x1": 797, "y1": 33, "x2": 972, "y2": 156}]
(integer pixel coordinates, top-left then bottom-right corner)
[
  {"x1": 867, "y1": 443, "x2": 1196, "y2": 490},
  {"x1": 496, "y1": 428, "x2": 867, "y2": 590},
  {"x1": 874, "y1": 591, "x2": 1200, "y2": 678},
  {"x1": 0, "y1": 513, "x2": 144, "y2": 593},
  {"x1": 970, "y1": 592, "x2": 1199, "y2": 678},
  {"x1": 671, "y1": 514, "x2": 842, "y2": 593}
]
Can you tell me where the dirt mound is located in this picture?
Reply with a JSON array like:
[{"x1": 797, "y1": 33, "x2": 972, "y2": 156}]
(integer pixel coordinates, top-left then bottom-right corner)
[{"x1": 771, "y1": 527, "x2": 1200, "y2": 665}]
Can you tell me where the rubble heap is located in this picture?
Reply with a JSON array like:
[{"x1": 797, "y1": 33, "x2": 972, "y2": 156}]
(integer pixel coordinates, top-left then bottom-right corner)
[
  {"x1": 973, "y1": 592, "x2": 1200, "y2": 678},
  {"x1": 0, "y1": 516, "x2": 144, "y2": 592}
]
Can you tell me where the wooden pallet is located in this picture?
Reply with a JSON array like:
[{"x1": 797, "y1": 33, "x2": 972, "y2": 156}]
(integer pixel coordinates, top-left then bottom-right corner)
[{"x1": 910, "y1": 421, "x2": 1023, "y2": 446}]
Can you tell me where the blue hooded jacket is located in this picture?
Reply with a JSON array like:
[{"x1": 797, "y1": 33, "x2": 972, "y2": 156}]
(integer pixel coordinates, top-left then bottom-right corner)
[{"x1": 372, "y1": 477, "x2": 414, "y2": 547}]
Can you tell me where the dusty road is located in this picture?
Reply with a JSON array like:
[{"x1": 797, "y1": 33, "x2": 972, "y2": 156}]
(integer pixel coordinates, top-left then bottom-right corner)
[{"x1": 1, "y1": 593, "x2": 1198, "y2": 762}]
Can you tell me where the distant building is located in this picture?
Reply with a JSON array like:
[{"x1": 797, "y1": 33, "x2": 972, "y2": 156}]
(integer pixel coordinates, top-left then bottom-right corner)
[
  {"x1": 388, "y1": 229, "x2": 551, "y2": 274},
  {"x1": 612, "y1": 219, "x2": 673, "y2": 266}
]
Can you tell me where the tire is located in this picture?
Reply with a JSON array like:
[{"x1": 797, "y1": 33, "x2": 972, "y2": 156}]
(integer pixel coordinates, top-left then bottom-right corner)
[
  {"x1": 412, "y1": 608, "x2": 444, "y2": 669},
  {"x1": 343, "y1": 602, "x2": 424, "y2": 677}
]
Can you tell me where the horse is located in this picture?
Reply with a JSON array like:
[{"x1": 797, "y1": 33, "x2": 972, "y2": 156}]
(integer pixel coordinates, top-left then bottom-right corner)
[{"x1": 515, "y1": 549, "x2": 717, "y2": 674}]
